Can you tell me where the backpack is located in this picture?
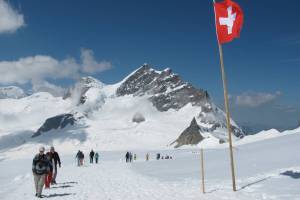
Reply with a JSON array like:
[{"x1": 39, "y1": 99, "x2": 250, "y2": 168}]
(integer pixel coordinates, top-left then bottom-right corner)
[{"x1": 33, "y1": 154, "x2": 49, "y2": 175}]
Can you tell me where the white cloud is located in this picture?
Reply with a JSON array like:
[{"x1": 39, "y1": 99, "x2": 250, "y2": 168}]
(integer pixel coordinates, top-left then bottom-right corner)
[
  {"x1": 0, "y1": 0, "x2": 24, "y2": 33},
  {"x1": 81, "y1": 49, "x2": 112, "y2": 73},
  {"x1": 31, "y1": 79, "x2": 67, "y2": 97},
  {"x1": 236, "y1": 91, "x2": 281, "y2": 107},
  {"x1": 0, "y1": 49, "x2": 112, "y2": 85},
  {"x1": 0, "y1": 55, "x2": 80, "y2": 84}
]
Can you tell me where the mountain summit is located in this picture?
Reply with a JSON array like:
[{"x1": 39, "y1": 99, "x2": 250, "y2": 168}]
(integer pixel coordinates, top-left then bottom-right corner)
[{"x1": 0, "y1": 64, "x2": 244, "y2": 150}]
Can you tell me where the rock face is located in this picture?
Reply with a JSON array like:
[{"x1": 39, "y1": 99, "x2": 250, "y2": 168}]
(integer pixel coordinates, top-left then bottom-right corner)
[
  {"x1": 171, "y1": 118, "x2": 204, "y2": 148},
  {"x1": 32, "y1": 114, "x2": 78, "y2": 137},
  {"x1": 116, "y1": 64, "x2": 210, "y2": 111},
  {"x1": 0, "y1": 86, "x2": 26, "y2": 99}
]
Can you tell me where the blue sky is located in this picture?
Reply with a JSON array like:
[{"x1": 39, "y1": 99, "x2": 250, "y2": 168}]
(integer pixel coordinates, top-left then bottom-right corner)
[{"x1": 0, "y1": 0, "x2": 299, "y2": 131}]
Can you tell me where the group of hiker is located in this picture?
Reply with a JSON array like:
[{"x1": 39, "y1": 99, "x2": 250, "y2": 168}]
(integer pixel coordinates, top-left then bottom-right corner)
[
  {"x1": 125, "y1": 152, "x2": 173, "y2": 162},
  {"x1": 76, "y1": 149, "x2": 100, "y2": 166},
  {"x1": 32, "y1": 146, "x2": 61, "y2": 198},
  {"x1": 32, "y1": 147, "x2": 173, "y2": 198},
  {"x1": 156, "y1": 153, "x2": 173, "y2": 160},
  {"x1": 125, "y1": 151, "x2": 136, "y2": 162}
]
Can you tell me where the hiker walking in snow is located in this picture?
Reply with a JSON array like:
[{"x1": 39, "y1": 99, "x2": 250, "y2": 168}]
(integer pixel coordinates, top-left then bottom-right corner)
[
  {"x1": 156, "y1": 153, "x2": 161, "y2": 160},
  {"x1": 76, "y1": 150, "x2": 84, "y2": 166},
  {"x1": 45, "y1": 150, "x2": 54, "y2": 189},
  {"x1": 129, "y1": 152, "x2": 133, "y2": 162},
  {"x1": 49, "y1": 146, "x2": 61, "y2": 184},
  {"x1": 95, "y1": 152, "x2": 99, "y2": 164},
  {"x1": 89, "y1": 149, "x2": 95, "y2": 164},
  {"x1": 76, "y1": 150, "x2": 81, "y2": 166},
  {"x1": 125, "y1": 152, "x2": 130, "y2": 163},
  {"x1": 134, "y1": 154, "x2": 137, "y2": 161},
  {"x1": 146, "y1": 153, "x2": 149, "y2": 161},
  {"x1": 81, "y1": 152, "x2": 85, "y2": 165},
  {"x1": 32, "y1": 146, "x2": 50, "y2": 198}
]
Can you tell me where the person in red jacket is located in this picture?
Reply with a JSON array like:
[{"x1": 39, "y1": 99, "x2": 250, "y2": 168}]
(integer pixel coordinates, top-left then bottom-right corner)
[
  {"x1": 49, "y1": 146, "x2": 61, "y2": 184},
  {"x1": 44, "y1": 151, "x2": 54, "y2": 188}
]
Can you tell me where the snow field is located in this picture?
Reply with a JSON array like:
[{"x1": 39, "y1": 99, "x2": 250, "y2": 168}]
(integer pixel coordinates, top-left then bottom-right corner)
[{"x1": 1, "y1": 130, "x2": 300, "y2": 200}]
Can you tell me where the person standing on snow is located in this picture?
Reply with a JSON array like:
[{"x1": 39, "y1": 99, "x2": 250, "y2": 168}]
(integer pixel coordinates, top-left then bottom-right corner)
[
  {"x1": 146, "y1": 153, "x2": 149, "y2": 161},
  {"x1": 95, "y1": 152, "x2": 99, "y2": 164},
  {"x1": 45, "y1": 150, "x2": 54, "y2": 189},
  {"x1": 129, "y1": 152, "x2": 133, "y2": 162},
  {"x1": 49, "y1": 146, "x2": 61, "y2": 184},
  {"x1": 89, "y1": 149, "x2": 95, "y2": 164},
  {"x1": 125, "y1": 152, "x2": 130, "y2": 163},
  {"x1": 32, "y1": 146, "x2": 50, "y2": 198}
]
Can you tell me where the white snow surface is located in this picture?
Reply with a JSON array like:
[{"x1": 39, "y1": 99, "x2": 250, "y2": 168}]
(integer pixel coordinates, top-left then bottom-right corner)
[{"x1": 0, "y1": 129, "x2": 299, "y2": 200}]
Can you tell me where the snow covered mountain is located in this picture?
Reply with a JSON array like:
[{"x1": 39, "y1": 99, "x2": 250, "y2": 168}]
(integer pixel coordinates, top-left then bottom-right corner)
[
  {"x1": 0, "y1": 86, "x2": 26, "y2": 99},
  {"x1": 0, "y1": 64, "x2": 245, "y2": 156}
]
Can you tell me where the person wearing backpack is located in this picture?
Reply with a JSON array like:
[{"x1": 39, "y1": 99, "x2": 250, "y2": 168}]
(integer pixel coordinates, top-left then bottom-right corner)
[{"x1": 32, "y1": 146, "x2": 50, "y2": 198}]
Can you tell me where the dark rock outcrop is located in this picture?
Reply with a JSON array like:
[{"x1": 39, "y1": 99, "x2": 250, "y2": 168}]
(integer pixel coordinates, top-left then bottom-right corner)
[
  {"x1": 32, "y1": 114, "x2": 78, "y2": 137},
  {"x1": 171, "y1": 118, "x2": 205, "y2": 148},
  {"x1": 116, "y1": 64, "x2": 210, "y2": 111}
]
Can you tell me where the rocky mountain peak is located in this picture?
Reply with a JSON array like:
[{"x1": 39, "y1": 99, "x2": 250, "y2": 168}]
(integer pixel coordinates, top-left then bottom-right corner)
[
  {"x1": 116, "y1": 64, "x2": 210, "y2": 111},
  {"x1": 171, "y1": 117, "x2": 205, "y2": 148}
]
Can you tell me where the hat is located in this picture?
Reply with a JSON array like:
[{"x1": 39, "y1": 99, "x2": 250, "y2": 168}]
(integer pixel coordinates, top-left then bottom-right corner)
[
  {"x1": 39, "y1": 146, "x2": 45, "y2": 152},
  {"x1": 50, "y1": 146, "x2": 55, "y2": 151}
]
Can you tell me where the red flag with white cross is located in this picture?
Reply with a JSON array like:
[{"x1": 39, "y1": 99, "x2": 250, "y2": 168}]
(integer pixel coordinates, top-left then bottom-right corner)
[{"x1": 214, "y1": 0, "x2": 244, "y2": 44}]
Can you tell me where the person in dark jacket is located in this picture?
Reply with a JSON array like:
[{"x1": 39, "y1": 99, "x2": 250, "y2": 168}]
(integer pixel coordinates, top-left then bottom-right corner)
[
  {"x1": 89, "y1": 150, "x2": 95, "y2": 163},
  {"x1": 75, "y1": 150, "x2": 81, "y2": 166},
  {"x1": 32, "y1": 146, "x2": 50, "y2": 198},
  {"x1": 45, "y1": 151, "x2": 54, "y2": 188},
  {"x1": 49, "y1": 146, "x2": 61, "y2": 184},
  {"x1": 95, "y1": 152, "x2": 99, "y2": 164},
  {"x1": 125, "y1": 152, "x2": 130, "y2": 163}
]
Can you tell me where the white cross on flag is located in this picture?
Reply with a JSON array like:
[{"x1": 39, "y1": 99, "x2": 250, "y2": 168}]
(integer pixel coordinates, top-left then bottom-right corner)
[{"x1": 214, "y1": 0, "x2": 244, "y2": 44}]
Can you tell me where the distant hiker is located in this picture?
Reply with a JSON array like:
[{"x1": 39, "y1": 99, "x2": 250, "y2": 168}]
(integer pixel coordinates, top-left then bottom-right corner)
[
  {"x1": 134, "y1": 154, "x2": 137, "y2": 161},
  {"x1": 125, "y1": 152, "x2": 130, "y2": 163},
  {"x1": 49, "y1": 146, "x2": 61, "y2": 184},
  {"x1": 32, "y1": 146, "x2": 50, "y2": 198},
  {"x1": 129, "y1": 152, "x2": 133, "y2": 162},
  {"x1": 45, "y1": 151, "x2": 54, "y2": 189},
  {"x1": 81, "y1": 152, "x2": 85, "y2": 165},
  {"x1": 76, "y1": 150, "x2": 84, "y2": 166},
  {"x1": 95, "y1": 152, "x2": 99, "y2": 164},
  {"x1": 90, "y1": 149, "x2": 95, "y2": 163},
  {"x1": 76, "y1": 150, "x2": 81, "y2": 166},
  {"x1": 156, "y1": 153, "x2": 161, "y2": 160},
  {"x1": 146, "y1": 153, "x2": 149, "y2": 161}
]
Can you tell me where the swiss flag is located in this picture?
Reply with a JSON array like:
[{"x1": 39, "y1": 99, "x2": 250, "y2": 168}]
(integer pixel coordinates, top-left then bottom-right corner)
[{"x1": 214, "y1": 0, "x2": 244, "y2": 44}]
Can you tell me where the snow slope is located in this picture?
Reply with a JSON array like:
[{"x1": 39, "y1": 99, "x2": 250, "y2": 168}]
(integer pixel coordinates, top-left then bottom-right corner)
[{"x1": 0, "y1": 128, "x2": 299, "y2": 200}]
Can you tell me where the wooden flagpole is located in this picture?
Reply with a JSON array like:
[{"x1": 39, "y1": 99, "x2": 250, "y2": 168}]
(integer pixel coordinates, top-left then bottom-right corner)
[
  {"x1": 217, "y1": 43, "x2": 237, "y2": 191},
  {"x1": 200, "y1": 148, "x2": 205, "y2": 194},
  {"x1": 212, "y1": 0, "x2": 237, "y2": 192}
]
